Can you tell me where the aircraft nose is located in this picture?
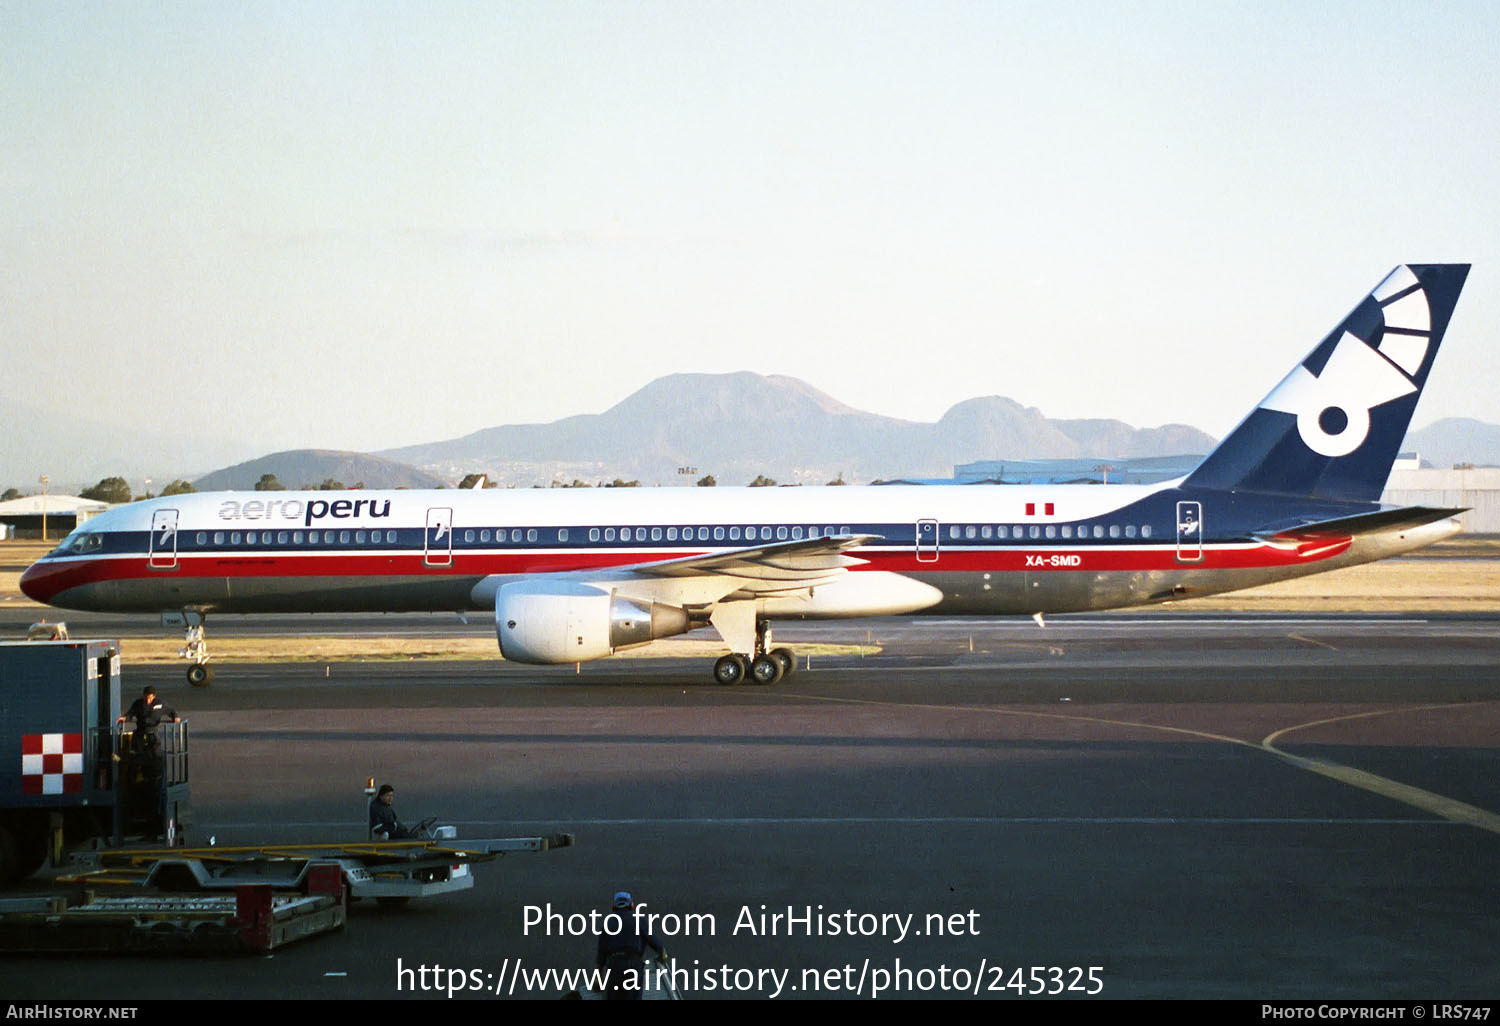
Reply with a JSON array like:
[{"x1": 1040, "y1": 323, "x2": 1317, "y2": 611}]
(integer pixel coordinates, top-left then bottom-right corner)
[{"x1": 20, "y1": 560, "x2": 55, "y2": 603}]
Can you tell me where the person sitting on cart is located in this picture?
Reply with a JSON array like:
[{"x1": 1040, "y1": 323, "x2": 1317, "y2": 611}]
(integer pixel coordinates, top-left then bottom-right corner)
[
  {"x1": 596, "y1": 891, "x2": 667, "y2": 1000},
  {"x1": 370, "y1": 783, "x2": 417, "y2": 840}
]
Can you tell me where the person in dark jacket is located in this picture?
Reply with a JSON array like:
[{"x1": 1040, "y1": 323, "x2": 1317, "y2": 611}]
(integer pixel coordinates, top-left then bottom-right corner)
[
  {"x1": 596, "y1": 891, "x2": 666, "y2": 1000},
  {"x1": 369, "y1": 783, "x2": 412, "y2": 839},
  {"x1": 117, "y1": 686, "x2": 179, "y2": 749}
]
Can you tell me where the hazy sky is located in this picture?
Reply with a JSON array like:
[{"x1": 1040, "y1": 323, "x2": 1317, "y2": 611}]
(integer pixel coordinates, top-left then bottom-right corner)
[{"x1": 4, "y1": 1, "x2": 1498, "y2": 455}]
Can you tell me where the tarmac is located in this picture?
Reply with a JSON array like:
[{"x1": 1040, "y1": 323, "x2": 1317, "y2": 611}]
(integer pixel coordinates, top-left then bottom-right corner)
[{"x1": 2, "y1": 612, "x2": 1498, "y2": 1000}]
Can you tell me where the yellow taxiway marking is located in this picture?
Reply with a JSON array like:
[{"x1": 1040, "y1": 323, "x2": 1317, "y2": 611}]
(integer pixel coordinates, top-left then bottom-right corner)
[
  {"x1": 776, "y1": 692, "x2": 1500, "y2": 836},
  {"x1": 1286, "y1": 631, "x2": 1338, "y2": 650},
  {"x1": 1262, "y1": 705, "x2": 1500, "y2": 836}
]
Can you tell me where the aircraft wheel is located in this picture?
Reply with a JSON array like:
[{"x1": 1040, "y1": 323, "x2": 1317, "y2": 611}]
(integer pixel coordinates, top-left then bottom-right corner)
[
  {"x1": 713, "y1": 655, "x2": 747, "y2": 686},
  {"x1": 186, "y1": 664, "x2": 214, "y2": 687},
  {"x1": 749, "y1": 655, "x2": 783, "y2": 685},
  {"x1": 770, "y1": 647, "x2": 795, "y2": 678}
]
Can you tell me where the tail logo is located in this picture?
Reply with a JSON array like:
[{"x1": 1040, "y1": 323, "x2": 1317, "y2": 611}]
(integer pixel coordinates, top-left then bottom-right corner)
[{"x1": 1258, "y1": 266, "x2": 1430, "y2": 458}]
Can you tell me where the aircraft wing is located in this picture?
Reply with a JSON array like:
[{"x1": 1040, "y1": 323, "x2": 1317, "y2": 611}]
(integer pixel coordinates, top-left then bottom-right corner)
[
  {"x1": 625, "y1": 533, "x2": 881, "y2": 582},
  {"x1": 477, "y1": 534, "x2": 888, "y2": 659}
]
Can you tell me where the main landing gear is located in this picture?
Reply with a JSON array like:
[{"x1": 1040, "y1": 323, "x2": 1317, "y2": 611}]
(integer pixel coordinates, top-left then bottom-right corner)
[{"x1": 712, "y1": 620, "x2": 796, "y2": 686}]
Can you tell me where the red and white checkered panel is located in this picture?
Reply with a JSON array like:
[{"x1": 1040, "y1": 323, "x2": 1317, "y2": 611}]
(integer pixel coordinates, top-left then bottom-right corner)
[{"x1": 21, "y1": 733, "x2": 84, "y2": 795}]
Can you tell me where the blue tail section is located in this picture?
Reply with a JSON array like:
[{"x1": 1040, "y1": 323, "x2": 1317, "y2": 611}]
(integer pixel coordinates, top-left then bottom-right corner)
[{"x1": 1183, "y1": 264, "x2": 1469, "y2": 502}]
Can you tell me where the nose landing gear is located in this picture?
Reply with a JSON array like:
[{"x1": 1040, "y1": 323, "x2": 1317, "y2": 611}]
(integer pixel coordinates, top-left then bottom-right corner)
[{"x1": 164, "y1": 611, "x2": 214, "y2": 686}]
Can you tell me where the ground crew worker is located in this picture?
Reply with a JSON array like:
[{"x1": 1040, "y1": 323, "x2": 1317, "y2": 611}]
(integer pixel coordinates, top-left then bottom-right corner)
[
  {"x1": 117, "y1": 686, "x2": 179, "y2": 750},
  {"x1": 369, "y1": 783, "x2": 412, "y2": 840},
  {"x1": 596, "y1": 891, "x2": 667, "y2": 1000}
]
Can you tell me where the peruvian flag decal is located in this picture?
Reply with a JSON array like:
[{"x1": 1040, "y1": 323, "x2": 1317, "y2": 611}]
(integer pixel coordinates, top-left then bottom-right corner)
[{"x1": 21, "y1": 733, "x2": 84, "y2": 795}]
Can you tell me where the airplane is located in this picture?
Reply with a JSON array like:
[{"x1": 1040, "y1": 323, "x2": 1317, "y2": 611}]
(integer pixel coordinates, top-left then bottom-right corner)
[{"x1": 21, "y1": 264, "x2": 1470, "y2": 687}]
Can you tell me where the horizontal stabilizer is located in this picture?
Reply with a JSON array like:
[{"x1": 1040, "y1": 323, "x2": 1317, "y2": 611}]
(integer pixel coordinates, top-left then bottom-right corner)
[{"x1": 1255, "y1": 506, "x2": 1466, "y2": 545}]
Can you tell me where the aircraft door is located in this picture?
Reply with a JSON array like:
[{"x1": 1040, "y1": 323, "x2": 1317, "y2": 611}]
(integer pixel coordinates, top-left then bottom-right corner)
[
  {"x1": 425, "y1": 507, "x2": 454, "y2": 568},
  {"x1": 916, "y1": 519, "x2": 940, "y2": 563},
  {"x1": 149, "y1": 509, "x2": 179, "y2": 570},
  {"x1": 1175, "y1": 501, "x2": 1203, "y2": 563}
]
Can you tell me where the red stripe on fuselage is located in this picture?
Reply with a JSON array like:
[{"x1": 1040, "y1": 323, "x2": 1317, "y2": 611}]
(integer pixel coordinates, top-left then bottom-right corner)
[{"x1": 22, "y1": 538, "x2": 1353, "y2": 605}]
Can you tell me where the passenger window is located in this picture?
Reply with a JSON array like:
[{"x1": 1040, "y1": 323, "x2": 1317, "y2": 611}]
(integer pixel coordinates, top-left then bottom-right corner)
[
  {"x1": 1061, "y1": 526, "x2": 1072, "y2": 539},
  {"x1": 1126, "y1": 525, "x2": 1137, "y2": 538},
  {"x1": 1029, "y1": 526, "x2": 1040, "y2": 539},
  {"x1": 792, "y1": 526, "x2": 803, "y2": 539},
  {"x1": 965, "y1": 525, "x2": 976, "y2": 540},
  {"x1": 1141, "y1": 525, "x2": 1153, "y2": 538},
  {"x1": 776, "y1": 526, "x2": 788, "y2": 540},
  {"x1": 698, "y1": 527, "x2": 709, "y2": 541},
  {"x1": 195, "y1": 532, "x2": 206, "y2": 545},
  {"x1": 604, "y1": 528, "x2": 615, "y2": 541},
  {"x1": 1094, "y1": 525, "x2": 1105, "y2": 539},
  {"x1": 1045, "y1": 526, "x2": 1056, "y2": 539},
  {"x1": 558, "y1": 528, "x2": 569, "y2": 542},
  {"x1": 714, "y1": 527, "x2": 725, "y2": 541},
  {"x1": 214, "y1": 532, "x2": 224, "y2": 545},
  {"x1": 513, "y1": 529, "x2": 523, "y2": 543},
  {"x1": 278, "y1": 531, "x2": 288, "y2": 544},
  {"x1": 340, "y1": 531, "x2": 351, "y2": 543},
  {"x1": 231, "y1": 532, "x2": 242, "y2": 544},
  {"x1": 528, "y1": 529, "x2": 538, "y2": 542},
  {"x1": 464, "y1": 530, "x2": 474, "y2": 543},
  {"x1": 981, "y1": 525, "x2": 992, "y2": 540},
  {"x1": 293, "y1": 531, "x2": 304, "y2": 544},
  {"x1": 1109, "y1": 525, "x2": 1120, "y2": 539},
  {"x1": 480, "y1": 529, "x2": 491, "y2": 543},
  {"x1": 652, "y1": 527, "x2": 662, "y2": 541},
  {"x1": 667, "y1": 527, "x2": 678, "y2": 541},
  {"x1": 356, "y1": 531, "x2": 368, "y2": 543},
  {"x1": 729, "y1": 527, "x2": 740, "y2": 540}
]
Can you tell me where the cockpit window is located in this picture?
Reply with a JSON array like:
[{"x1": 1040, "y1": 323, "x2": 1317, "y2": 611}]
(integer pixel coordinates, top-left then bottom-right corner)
[{"x1": 63, "y1": 532, "x2": 103, "y2": 554}]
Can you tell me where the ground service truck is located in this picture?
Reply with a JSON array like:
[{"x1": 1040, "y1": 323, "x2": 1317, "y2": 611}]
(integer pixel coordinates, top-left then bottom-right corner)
[{"x1": 0, "y1": 640, "x2": 189, "y2": 885}]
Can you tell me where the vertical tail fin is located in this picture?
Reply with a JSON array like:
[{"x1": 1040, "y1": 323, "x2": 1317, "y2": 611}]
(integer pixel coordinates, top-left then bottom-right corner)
[{"x1": 1183, "y1": 264, "x2": 1469, "y2": 501}]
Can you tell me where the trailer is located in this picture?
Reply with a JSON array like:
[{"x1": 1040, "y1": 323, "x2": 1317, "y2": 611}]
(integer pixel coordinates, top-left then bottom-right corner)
[
  {"x1": 0, "y1": 866, "x2": 348, "y2": 953},
  {"x1": 0, "y1": 640, "x2": 190, "y2": 886},
  {"x1": 64, "y1": 831, "x2": 571, "y2": 901}
]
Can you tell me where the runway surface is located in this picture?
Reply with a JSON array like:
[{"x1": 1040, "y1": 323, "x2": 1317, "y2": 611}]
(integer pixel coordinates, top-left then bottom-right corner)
[{"x1": 3, "y1": 613, "x2": 1499, "y2": 1000}]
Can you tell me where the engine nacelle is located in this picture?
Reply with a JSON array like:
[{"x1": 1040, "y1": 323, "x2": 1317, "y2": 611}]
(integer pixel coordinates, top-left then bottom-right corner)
[{"x1": 495, "y1": 580, "x2": 693, "y2": 664}]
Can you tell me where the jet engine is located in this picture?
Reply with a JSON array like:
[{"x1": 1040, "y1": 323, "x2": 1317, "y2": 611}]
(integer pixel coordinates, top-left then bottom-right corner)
[{"x1": 495, "y1": 580, "x2": 693, "y2": 664}]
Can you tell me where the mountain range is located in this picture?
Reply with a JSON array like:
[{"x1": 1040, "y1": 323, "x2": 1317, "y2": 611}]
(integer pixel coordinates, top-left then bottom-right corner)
[
  {"x1": 4, "y1": 374, "x2": 1496, "y2": 494},
  {"x1": 1404, "y1": 418, "x2": 1500, "y2": 470},
  {"x1": 374, "y1": 372, "x2": 1218, "y2": 487}
]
